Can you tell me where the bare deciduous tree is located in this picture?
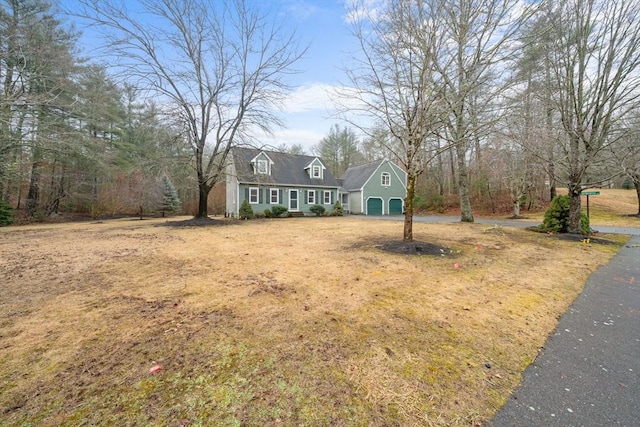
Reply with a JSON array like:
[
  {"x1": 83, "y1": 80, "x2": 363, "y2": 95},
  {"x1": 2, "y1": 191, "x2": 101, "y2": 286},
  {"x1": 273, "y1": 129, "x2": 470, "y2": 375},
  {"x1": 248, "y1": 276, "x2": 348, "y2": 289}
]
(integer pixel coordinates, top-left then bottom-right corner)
[
  {"x1": 610, "y1": 116, "x2": 640, "y2": 215},
  {"x1": 548, "y1": 0, "x2": 640, "y2": 232},
  {"x1": 428, "y1": 0, "x2": 534, "y2": 222},
  {"x1": 343, "y1": 0, "x2": 444, "y2": 241},
  {"x1": 75, "y1": 0, "x2": 304, "y2": 217}
]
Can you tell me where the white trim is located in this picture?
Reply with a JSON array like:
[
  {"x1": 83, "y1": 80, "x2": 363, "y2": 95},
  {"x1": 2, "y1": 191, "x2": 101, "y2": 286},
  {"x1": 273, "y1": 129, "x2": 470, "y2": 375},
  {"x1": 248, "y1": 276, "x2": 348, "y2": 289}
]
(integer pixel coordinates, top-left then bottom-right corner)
[
  {"x1": 388, "y1": 197, "x2": 404, "y2": 214},
  {"x1": 304, "y1": 157, "x2": 326, "y2": 179},
  {"x1": 237, "y1": 181, "x2": 338, "y2": 190},
  {"x1": 381, "y1": 172, "x2": 391, "y2": 187},
  {"x1": 256, "y1": 159, "x2": 268, "y2": 174},
  {"x1": 388, "y1": 162, "x2": 408, "y2": 190},
  {"x1": 323, "y1": 190, "x2": 332, "y2": 205},
  {"x1": 289, "y1": 189, "x2": 299, "y2": 211},
  {"x1": 269, "y1": 188, "x2": 279, "y2": 204},
  {"x1": 236, "y1": 181, "x2": 240, "y2": 216},
  {"x1": 366, "y1": 196, "x2": 384, "y2": 215},
  {"x1": 250, "y1": 151, "x2": 274, "y2": 175},
  {"x1": 312, "y1": 165, "x2": 322, "y2": 178},
  {"x1": 307, "y1": 189, "x2": 315, "y2": 204},
  {"x1": 359, "y1": 159, "x2": 385, "y2": 190},
  {"x1": 249, "y1": 187, "x2": 259, "y2": 204}
]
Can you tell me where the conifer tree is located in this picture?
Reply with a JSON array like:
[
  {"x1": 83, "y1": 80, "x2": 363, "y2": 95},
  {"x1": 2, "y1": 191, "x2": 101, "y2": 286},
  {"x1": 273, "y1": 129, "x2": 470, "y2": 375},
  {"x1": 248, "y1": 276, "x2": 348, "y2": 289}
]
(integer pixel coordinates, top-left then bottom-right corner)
[
  {"x1": 0, "y1": 199, "x2": 13, "y2": 226},
  {"x1": 160, "y1": 175, "x2": 181, "y2": 216}
]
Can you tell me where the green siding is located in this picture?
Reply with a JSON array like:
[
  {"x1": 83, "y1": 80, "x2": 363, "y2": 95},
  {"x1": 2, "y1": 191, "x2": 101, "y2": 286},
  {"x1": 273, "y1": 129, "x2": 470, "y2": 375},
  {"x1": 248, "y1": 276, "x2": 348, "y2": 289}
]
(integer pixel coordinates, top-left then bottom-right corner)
[
  {"x1": 238, "y1": 184, "x2": 337, "y2": 215},
  {"x1": 361, "y1": 161, "x2": 407, "y2": 215}
]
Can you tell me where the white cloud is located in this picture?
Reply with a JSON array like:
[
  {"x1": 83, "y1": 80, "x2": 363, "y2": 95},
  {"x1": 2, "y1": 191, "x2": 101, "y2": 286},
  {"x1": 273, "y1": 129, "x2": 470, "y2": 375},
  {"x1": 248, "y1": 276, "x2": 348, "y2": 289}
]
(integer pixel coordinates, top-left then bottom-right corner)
[
  {"x1": 258, "y1": 83, "x2": 374, "y2": 151},
  {"x1": 282, "y1": 0, "x2": 318, "y2": 20},
  {"x1": 262, "y1": 127, "x2": 324, "y2": 151},
  {"x1": 281, "y1": 83, "x2": 337, "y2": 113},
  {"x1": 342, "y1": 0, "x2": 382, "y2": 24},
  {"x1": 282, "y1": 82, "x2": 368, "y2": 115}
]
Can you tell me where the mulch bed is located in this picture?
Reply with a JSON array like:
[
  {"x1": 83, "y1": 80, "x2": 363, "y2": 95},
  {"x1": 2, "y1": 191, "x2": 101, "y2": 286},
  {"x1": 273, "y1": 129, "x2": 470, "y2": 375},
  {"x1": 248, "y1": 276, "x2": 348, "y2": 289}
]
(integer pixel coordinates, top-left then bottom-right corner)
[{"x1": 376, "y1": 240, "x2": 455, "y2": 256}]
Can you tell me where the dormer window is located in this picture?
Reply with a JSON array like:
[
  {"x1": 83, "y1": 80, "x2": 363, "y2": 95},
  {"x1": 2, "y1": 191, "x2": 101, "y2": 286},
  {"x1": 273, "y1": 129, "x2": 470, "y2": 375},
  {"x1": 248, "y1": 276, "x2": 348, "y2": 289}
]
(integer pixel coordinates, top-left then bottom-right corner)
[
  {"x1": 257, "y1": 159, "x2": 268, "y2": 174},
  {"x1": 250, "y1": 152, "x2": 273, "y2": 175},
  {"x1": 305, "y1": 158, "x2": 325, "y2": 179}
]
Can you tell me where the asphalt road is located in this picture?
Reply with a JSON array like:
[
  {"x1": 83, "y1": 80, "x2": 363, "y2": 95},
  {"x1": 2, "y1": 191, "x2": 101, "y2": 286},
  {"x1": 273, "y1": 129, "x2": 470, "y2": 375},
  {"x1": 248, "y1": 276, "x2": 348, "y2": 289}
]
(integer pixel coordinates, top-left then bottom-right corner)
[
  {"x1": 489, "y1": 235, "x2": 640, "y2": 427},
  {"x1": 368, "y1": 214, "x2": 640, "y2": 236},
  {"x1": 368, "y1": 215, "x2": 640, "y2": 426}
]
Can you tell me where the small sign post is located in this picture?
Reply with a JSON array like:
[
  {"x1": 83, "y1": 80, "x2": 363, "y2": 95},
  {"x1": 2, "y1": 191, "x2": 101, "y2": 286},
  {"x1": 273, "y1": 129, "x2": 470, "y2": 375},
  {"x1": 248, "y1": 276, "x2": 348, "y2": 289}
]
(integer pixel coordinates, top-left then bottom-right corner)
[{"x1": 580, "y1": 191, "x2": 600, "y2": 220}]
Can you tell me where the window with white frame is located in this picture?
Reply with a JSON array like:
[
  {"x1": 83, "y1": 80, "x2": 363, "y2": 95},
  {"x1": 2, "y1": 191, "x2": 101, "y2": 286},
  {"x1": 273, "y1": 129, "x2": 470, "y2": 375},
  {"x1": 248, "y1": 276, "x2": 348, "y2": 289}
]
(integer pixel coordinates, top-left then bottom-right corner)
[
  {"x1": 381, "y1": 172, "x2": 391, "y2": 186},
  {"x1": 307, "y1": 190, "x2": 315, "y2": 204},
  {"x1": 270, "y1": 188, "x2": 279, "y2": 204},
  {"x1": 312, "y1": 165, "x2": 321, "y2": 178},
  {"x1": 249, "y1": 187, "x2": 259, "y2": 204},
  {"x1": 323, "y1": 190, "x2": 332, "y2": 204},
  {"x1": 256, "y1": 159, "x2": 268, "y2": 174}
]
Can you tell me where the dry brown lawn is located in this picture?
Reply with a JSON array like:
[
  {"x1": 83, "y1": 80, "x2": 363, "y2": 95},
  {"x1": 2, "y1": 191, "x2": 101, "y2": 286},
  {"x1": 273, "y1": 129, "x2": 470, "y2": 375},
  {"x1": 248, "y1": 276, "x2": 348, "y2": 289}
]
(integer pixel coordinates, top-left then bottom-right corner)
[
  {"x1": 0, "y1": 215, "x2": 630, "y2": 426},
  {"x1": 518, "y1": 188, "x2": 640, "y2": 227}
]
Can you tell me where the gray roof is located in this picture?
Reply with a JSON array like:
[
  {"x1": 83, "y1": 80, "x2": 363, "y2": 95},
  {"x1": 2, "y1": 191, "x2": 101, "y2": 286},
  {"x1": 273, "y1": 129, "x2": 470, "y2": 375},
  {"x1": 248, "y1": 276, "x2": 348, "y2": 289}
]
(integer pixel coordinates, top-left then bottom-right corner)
[
  {"x1": 232, "y1": 147, "x2": 340, "y2": 187},
  {"x1": 339, "y1": 159, "x2": 384, "y2": 191}
]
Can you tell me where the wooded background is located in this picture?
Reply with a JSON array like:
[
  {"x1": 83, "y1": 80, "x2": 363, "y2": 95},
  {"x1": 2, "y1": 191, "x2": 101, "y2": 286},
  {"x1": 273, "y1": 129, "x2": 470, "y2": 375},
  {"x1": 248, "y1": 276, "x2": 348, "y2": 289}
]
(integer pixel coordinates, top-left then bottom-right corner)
[{"x1": 1, "y1": 0, "x2": 638, "y2": 225}]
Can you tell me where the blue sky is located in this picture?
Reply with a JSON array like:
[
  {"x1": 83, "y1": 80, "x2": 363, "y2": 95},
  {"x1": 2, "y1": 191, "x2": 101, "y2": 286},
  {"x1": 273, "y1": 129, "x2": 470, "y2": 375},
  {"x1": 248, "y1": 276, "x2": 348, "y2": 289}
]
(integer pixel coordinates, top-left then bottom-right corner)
[
  {"x1": 68, "y1": 0, "x2": 365, "y2": 153},
  {"x1": 259, "y1": 0, "x2": 363, "y2": 152}
]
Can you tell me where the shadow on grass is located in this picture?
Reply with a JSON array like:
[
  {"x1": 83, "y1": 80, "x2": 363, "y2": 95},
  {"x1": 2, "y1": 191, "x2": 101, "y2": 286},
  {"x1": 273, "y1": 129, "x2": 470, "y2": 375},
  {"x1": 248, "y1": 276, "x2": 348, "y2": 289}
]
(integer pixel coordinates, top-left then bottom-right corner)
[{"x1": 160, "y1": 217, "x2": 236, "y2": 228}]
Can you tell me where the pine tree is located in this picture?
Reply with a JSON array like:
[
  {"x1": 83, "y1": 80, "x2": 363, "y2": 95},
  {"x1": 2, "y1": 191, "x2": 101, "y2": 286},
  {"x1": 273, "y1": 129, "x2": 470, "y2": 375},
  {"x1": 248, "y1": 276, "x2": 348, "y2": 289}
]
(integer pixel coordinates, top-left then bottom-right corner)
[
  {"x1": 160, "y1": 175, "x2": 181, "y2": 216},
  {"x1": 0, "y1": 199, "x2": 13, "y2": 226}
]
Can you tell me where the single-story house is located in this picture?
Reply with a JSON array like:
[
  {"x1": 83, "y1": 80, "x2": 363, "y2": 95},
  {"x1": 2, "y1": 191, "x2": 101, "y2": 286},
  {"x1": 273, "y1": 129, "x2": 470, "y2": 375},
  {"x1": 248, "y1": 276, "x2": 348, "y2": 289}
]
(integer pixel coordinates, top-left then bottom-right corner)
[
  {"x1": 225, "y1": 147, "x2": 340, "y2": 217},
  {"x1": 338, "y1": 159, "x2": 407, "y2": 215}
]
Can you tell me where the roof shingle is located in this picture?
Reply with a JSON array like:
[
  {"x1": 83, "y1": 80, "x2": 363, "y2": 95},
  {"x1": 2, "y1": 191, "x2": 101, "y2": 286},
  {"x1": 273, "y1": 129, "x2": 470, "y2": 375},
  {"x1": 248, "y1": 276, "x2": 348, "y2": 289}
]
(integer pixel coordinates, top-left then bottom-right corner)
[{"x1": 232, "y1": 147, "x2": 340, "y2": 187}]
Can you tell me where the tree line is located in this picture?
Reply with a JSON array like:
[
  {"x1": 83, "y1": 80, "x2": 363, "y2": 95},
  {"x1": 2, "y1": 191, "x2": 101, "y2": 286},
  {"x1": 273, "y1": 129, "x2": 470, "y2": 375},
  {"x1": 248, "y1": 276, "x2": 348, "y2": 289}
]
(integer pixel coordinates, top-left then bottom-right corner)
[
  {"x1": 0, "y1": 0, "x2": 197, "y2": 220},
  {"x1": 1, "y1": 0, "x2": 639, "y2": 236},
  {"x1": 339, "y1": 0, "x2": 639, "y2": 239},
  {"x1": 1, "y1": 0, "x2": 303, "y2": 221}
]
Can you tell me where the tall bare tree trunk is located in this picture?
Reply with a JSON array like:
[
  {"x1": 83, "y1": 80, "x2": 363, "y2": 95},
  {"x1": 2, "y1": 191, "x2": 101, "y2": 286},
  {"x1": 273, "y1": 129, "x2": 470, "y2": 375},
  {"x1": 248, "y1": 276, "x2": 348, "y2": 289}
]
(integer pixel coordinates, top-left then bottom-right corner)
[
  {"x1": 26, "y1": 158, "x2": 41, "y2": 217},
  {"x1": 456, "y1": 143, "x2": 474, "y2": 222},
  {"x1": 633, "y1": 175, "x2": 640, "y2": 216},
  {"x1": 404, "y1": 170, "x2": 417, "y2": 242}
]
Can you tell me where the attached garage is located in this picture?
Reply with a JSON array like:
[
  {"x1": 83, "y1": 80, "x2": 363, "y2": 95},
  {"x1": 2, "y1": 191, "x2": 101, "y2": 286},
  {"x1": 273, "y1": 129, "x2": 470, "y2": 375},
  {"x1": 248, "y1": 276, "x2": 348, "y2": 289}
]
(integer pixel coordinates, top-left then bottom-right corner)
[
  {"x1": 389, "y1": 198, "x2": 403, "y2": 215},
  {"x1": 339, "y1": 159, "x2": 407, "y2": 215},
  {"x1": 366, "y1": 197, "x2": 383, "y2": 215}
]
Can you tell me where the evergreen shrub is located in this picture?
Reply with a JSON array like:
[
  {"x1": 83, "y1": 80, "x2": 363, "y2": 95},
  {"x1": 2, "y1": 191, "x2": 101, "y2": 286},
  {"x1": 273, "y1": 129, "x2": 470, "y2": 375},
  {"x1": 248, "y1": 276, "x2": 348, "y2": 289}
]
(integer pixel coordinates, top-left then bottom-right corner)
[
  {"x1": 239, "y1": 200, "x2": 254, "y2": 219},
  {"x1": 541, "y1": 195, "x2": 591, "y2": 234},
  {"x1": 541, "y1": 195, "x2": 571, "y2": 233},
  {"x1": 160, "y1": 175, "x2": 182, "y2": 215},
  {"x1": 332, "y1": 200, "x2": 344, "y2": 216},
  {"x1": 0, "y1": 200, "x2": 13, "y2": 226},
  {"x1": 271, "y1": 205, "x2": 288, "y2": 217},
  {"x1": 309, "y1": 204, "x2": 325, "y2": 216}
]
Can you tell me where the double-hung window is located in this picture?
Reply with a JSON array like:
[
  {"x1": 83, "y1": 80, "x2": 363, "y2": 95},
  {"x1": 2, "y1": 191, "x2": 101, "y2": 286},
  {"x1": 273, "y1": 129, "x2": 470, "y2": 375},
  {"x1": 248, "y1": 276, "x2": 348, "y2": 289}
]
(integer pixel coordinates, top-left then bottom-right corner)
[
  {"x1": 256, "y1": 159, "x2": 268, "y2": 174},
  {"x1": 323, "y1": 190, "x2": 332, "y2": 205},
  {"x1": 249, "y1": 187, "x2": 259, "y2": 204},
  {"x1": 307, "y1": 190, "x2": 315, "y2": 204},
  {"x1": 312, "y1": 165, "x2": 321, "y2": 178},
  {"x1": 270, "y1": 188, "x2": 279, "y2": 204},
  {"x1": 381, "y1": 172, "x2": 391, "y2": 187}
]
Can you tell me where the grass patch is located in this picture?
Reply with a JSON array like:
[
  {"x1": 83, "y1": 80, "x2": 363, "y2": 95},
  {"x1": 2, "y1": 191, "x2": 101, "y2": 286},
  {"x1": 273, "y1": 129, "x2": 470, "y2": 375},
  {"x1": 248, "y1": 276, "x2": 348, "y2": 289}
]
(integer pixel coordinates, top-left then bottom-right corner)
[{"x1": 0, "y1": 216, "x2": 629, "y2": 426}]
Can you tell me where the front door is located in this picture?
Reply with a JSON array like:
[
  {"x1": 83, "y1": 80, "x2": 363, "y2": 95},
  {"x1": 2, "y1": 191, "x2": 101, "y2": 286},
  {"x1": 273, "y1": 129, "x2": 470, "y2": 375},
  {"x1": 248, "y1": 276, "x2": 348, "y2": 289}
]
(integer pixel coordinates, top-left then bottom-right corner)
[{"x1": 289, "y1": 189, "x2": 299, "y2": 211}]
